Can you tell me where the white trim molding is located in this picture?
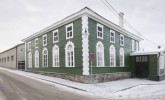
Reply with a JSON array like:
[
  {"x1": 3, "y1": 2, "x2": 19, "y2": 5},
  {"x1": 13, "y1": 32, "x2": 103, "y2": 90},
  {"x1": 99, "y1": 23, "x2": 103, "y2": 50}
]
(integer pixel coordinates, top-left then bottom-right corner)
[
  {"x1": 97, "y1": 23, "x2": 103, "y2": 40},
  {"x1": 42, "y1": 47, "x2": 48, "y2": 67},
  {"x1": 109, "y1": 45, "x2": 116, "y2": 67},
  {"x1": 119, "y1": 48, "x2": 125, "y2": 67},
  {"x1": 65, "y1": 41, "x2": 75, "y2": 67},
  {"x1": 120, "y1": 34, "x2": 124, "y2": 46},
  {"x1": 66, "y1": 23, "x2": 73, "y2": 40},
  {"x1": 82, "y1": 14, "x2": 89, "y2": 75},
  {"x1": 34, "y1": 50, "x2": 39, "y2": 68},
  {"x1": 110, "y1": 30, "x2": 115, "y2": 43},
  {"x1": 35, "y1": 38, "x2": 38, "y2": 48},
  {"x1": 42, "y1": 34, "x2": 47, "y2": 46},
  {"x1": 52, "y1": 44, "x2": 60, "y2": 67},
  {"x1": 96, "y1": 41, "x2": 105, "y2": 67},
  {"x1": 53, "y1": 29, "x2": 59, "y2": 43}
]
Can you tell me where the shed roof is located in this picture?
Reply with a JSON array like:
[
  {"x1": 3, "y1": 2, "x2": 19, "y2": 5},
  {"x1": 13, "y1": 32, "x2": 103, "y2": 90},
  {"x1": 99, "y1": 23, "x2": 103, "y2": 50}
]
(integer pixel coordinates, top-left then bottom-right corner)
[{"x1": 130, "y1": 49, "x2": 165, "y2": 56}]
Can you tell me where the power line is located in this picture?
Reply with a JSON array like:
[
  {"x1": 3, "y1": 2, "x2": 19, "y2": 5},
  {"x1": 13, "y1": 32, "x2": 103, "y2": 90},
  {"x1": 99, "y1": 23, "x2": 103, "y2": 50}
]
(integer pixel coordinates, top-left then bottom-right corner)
[{"x1": 101, "y1": 0, "x2": 160, "y2": 46}]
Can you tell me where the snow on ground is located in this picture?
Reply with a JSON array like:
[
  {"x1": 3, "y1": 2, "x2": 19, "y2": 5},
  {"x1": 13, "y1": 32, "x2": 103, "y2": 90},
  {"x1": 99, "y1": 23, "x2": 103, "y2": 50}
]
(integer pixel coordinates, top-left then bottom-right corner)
[{"x1": 1, "y1": 67, "x2": 165, "y2": 99}]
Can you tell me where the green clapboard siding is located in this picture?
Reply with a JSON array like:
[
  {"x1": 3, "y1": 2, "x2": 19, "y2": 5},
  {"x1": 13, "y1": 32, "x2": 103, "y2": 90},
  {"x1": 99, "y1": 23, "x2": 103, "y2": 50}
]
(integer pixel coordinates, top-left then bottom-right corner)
[
  {"x1": 26, "y1": 18, "x2": 83, "y2": 74},
  {"x1": 149, "y1": 54, "x2": 158, "y2": 75},
  {"x1": 27, "y1": 67, "x2": 82, "y2": 75},
  {"x1": 88, "y1": 18, "x2": 132, "y2": 69},
  {"x1": 89, "y1": 67, "x2": 131, "y2": 74}
]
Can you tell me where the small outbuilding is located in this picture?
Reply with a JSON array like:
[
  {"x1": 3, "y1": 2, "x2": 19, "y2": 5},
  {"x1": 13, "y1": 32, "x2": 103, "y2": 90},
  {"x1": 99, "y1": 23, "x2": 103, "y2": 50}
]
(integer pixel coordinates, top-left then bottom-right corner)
[{"x1": 130, "y1": 49, "x2": 165, "y2": 81}]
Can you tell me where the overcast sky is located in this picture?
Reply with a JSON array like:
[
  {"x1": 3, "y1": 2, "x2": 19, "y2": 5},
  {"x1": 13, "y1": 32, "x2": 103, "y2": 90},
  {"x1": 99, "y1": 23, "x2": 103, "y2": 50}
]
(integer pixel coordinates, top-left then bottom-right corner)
[{"x1": 0, "y1": 0, "x2": 165, "y2": 52}]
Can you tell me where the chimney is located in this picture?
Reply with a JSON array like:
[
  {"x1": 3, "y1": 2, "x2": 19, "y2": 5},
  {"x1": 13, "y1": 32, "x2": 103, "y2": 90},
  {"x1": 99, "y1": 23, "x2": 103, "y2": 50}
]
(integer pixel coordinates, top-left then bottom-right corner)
[{"x1": 119, "y1": 12, "x2": 124, "y2": 28}]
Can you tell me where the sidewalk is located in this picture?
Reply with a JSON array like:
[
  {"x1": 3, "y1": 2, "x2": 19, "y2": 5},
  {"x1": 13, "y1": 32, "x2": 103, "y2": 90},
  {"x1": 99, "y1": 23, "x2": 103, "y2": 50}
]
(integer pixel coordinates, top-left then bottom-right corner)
[{"x1": 1, "y1": 67, "x2": 165, "y2": 99}]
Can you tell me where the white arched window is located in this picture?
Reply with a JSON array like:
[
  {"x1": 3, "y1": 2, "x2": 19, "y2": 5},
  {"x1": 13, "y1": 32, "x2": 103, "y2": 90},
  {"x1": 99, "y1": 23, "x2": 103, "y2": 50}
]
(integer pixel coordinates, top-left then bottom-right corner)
[
  {"x1": 28, "y1": 52, "x2": 32, "y2": 68},
  {"x1": 35, "y1": 50, "x2": 39, "y2": 68},
  {"x1": 65, "y1": 41, "x2": 75, "y2": 67},
  {"x1": 110, "y1": 45, "x2": 116, "y2": 67},
  {"x1": 119, "y1": 48, "x2": 125, "y2": 66},
  {"x1": 52, "y1": 45, "x2": 59, "y2": 67},
  {"x1": 96, "y1": 41, "x2": 104, "y2": 67},
  {"x1": 42, "y1": 48, "x2": 48, "y2": 67}
]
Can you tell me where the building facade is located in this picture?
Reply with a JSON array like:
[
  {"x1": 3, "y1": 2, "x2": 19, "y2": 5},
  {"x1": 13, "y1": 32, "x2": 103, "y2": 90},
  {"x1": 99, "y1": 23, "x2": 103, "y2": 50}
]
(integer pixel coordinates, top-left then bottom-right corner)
[
  {"x1": 0, "y1": 43, "x2": 25, "y2": 69},
  {"x1": 22, "y1": 7, "x2": 142, "y2": 82}
]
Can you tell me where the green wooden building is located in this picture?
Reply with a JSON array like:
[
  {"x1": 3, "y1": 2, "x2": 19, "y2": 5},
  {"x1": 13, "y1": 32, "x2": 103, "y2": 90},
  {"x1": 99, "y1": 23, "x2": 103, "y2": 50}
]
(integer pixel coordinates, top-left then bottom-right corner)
[{"x1": 22, "y1": 7, "x2": 143, "y2": 83}]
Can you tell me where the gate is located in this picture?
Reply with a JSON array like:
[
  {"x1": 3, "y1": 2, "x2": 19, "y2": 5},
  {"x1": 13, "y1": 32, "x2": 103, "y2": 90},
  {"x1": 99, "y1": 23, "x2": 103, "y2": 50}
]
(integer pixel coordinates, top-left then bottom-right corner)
[
  {"x1": 135, "y1": 56, "x2": 149, "y2": 78},
  {"x1": 18, "y1": 61, "x2": 25, "y2": 70}
]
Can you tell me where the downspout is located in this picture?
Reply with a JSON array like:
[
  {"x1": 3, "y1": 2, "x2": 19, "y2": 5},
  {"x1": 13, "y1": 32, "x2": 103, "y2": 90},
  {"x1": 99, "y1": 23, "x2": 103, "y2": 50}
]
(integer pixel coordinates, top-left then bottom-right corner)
[
  {"x1": 16, "y1": 45, "x2": 18, "y2": 69},
  {"x1": 157, "y1": 52, "x2": 161, "y2": 77}
]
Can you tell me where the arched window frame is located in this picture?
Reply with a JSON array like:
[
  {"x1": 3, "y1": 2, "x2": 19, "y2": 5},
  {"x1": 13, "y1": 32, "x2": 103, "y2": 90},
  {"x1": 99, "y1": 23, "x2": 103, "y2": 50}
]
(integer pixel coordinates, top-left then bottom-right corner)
[
  {"x1": 96, "y1": 41, "x2": 104, "y2": 67},
  {"x1": 110, "y1": 45, "x2": 116, "y2": 67},
  {"x1": 28, "y1": 52, "x2": 32, "y2": 68},
  {"x1": 35, "y1": 50, "x2": 39, "y2": 68},
  {"x1": 42, "y1": 48, "x2": 48, "y2": 67},
  {"x1": 65, "y1": 41, "x2": 75, "y2": 67},
  {"x1": 52, "y1": 44, "x2": 59, "y2": 67},
  {"x1": 119, "y1": 48, "x2": 125, "y2": 67}
]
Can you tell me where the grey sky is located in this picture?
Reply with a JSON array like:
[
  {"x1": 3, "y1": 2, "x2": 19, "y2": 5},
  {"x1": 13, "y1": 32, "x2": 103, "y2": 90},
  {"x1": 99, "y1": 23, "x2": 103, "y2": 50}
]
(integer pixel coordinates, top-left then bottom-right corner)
[{"x1": 0, "y1": 0, "x2": 165, "y2": 52}]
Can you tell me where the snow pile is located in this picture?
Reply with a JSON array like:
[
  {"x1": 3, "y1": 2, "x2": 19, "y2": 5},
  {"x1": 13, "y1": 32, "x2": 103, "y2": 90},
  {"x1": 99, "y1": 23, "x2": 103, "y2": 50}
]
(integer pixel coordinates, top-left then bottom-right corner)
[{"x1": 1, "y1": 67, "x2": 165, "y2": 99}]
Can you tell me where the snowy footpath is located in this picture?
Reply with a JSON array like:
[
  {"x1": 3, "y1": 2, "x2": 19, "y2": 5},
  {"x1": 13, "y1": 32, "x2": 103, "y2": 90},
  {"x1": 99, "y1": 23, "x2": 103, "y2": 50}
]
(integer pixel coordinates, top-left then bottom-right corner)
[{"x1": 1, "y1": 67, "x2": 165, "y2": 99}]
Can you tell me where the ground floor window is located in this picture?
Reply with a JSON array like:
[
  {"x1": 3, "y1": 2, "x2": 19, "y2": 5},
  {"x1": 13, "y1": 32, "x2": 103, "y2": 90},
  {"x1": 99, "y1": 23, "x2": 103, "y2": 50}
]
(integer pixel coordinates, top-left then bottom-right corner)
[
  {"x1": 110, "y1": 45, "x2": 116, "y2": 67},
  {"x1": 65, "y1": 41, "x2": 75, "y2": 67},
  {"x1": 42, "y1": 48, "x2": 48, "y2": 67},
  {"x1": 96, "y1": 41, "x2": 104, "y2": 67},
  {"x1": 119, "y1": 48, "x2": 124, "y2": 66},
  {"x1": 35, "y1": 50, "x2": 39, "y2": 68},
  {"x1": 28, "y1": 52, "x2": 32, "y2": 68},
  {"x1": 53, "y1": 45, "x2": 59, "y2": 67}
]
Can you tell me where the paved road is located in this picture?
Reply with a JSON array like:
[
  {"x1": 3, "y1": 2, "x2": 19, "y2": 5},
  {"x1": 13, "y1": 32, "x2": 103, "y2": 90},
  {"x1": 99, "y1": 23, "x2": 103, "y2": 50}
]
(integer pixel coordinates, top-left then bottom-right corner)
[{"x1": 0, "y1": 69, "x2": 98, "y2": 100}]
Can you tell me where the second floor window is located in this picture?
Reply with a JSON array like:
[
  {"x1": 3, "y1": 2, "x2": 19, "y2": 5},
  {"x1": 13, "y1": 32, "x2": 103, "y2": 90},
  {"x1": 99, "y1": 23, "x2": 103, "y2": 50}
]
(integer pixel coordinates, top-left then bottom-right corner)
[
  {"x1": 110, "y1": 30, "x2": 115, "y2": 43},
  {"x1": 28, "y1": 41, "x2": 31, "y2": 50},
  {"x1": 66, "y1": 23, "x2": 73, "y2": 39},
  {"x1": 120, "y1": 34, "x2": 124, "y2": 46},
  {"x1": 97, "y1": 23, "x2": 103, "y2": 39},
  {"x1": 43, "y1": 34, "x2": 47, "y2": 46},
  {"x1": 35, "y1": 38, "x2": 38, "y2": 48},
  {"x1": 53, "y1": 29, "x2": 59, "y2": 43}
]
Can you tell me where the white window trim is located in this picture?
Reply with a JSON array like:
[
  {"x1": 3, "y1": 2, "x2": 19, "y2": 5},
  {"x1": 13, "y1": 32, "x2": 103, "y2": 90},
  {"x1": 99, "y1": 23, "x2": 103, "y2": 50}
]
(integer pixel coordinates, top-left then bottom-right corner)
[
  {"x1": 65, "y1": 41, "x2": 75, "y2": 67},
  {"x1": 35, "y1": 50, "x2": 39, "y2": 68},
  {"x1": 35, "y1": 38, "x2": 38, "y2": 48},
  {"x1": 42, "y1": 48, "x2": 48, "y2": 67},
  {"x1": 52, "y1": 44, "x2": 60, "y2": 67},
  {"x1": 96, "y1": 41, "x2": 105, "y2": 67},
  {"x1": 132, "y1": 39, "x2": 135, "y2": 51},
  {"x1": 120, "y1": 34, "x2": 124, "y2": 46},
  {"x1": 53, "y1": 29, "x2": 59, "y2": 43},
  {"x1": 109, "y1": 45, "x2": 116, "y2": 67},
  {"x1": 42, "y1": 34, "x2": 47, "y2": 46},
  {"x1": 66, "y1": 23, "x2": 73, "y2": 40},
  {"x1": 119, "y1": 48, "x2": 125, "y2": 67},
  {"x1": 110, "y1": 30, "x2": 115, "y2": 43},
  {"x1": 97, "y1": 23, "x2": 103, "y2": 39},
  {"x1": 28, "y1": 41, "x2": 31, "y2": 51},
  {"x1": 28, "y1": 52, "x2": 32, "y2": 68}
]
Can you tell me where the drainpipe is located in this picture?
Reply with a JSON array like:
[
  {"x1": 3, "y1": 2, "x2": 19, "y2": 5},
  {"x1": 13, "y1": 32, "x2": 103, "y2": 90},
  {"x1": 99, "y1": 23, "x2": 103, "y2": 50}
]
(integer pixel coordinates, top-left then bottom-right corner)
[
  {"x1": 16, "y1": 45, "x2": 18, "y2": 69},
  {"x1": 157, "y1": 52, "x2": 161, "y2": 79}
]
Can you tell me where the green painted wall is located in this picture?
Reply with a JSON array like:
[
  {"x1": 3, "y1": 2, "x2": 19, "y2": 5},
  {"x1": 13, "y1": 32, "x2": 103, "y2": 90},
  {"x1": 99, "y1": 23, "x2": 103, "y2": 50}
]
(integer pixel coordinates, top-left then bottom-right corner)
[
  {"x1": 26, "y1": 18, "x2": 83, "y2": 72},
  {"x1": 27, "y1": 67, "x2": 82, "y2": 75},
  {"x1": 89, "y1": 67, "x2": 131, "y2": 74},
  {"x1": 149, "y1": 54, "x2": 158, "y2": 75},
  {"x1": 88, "y1": 18, "x2": 132, "y2": 68}
]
